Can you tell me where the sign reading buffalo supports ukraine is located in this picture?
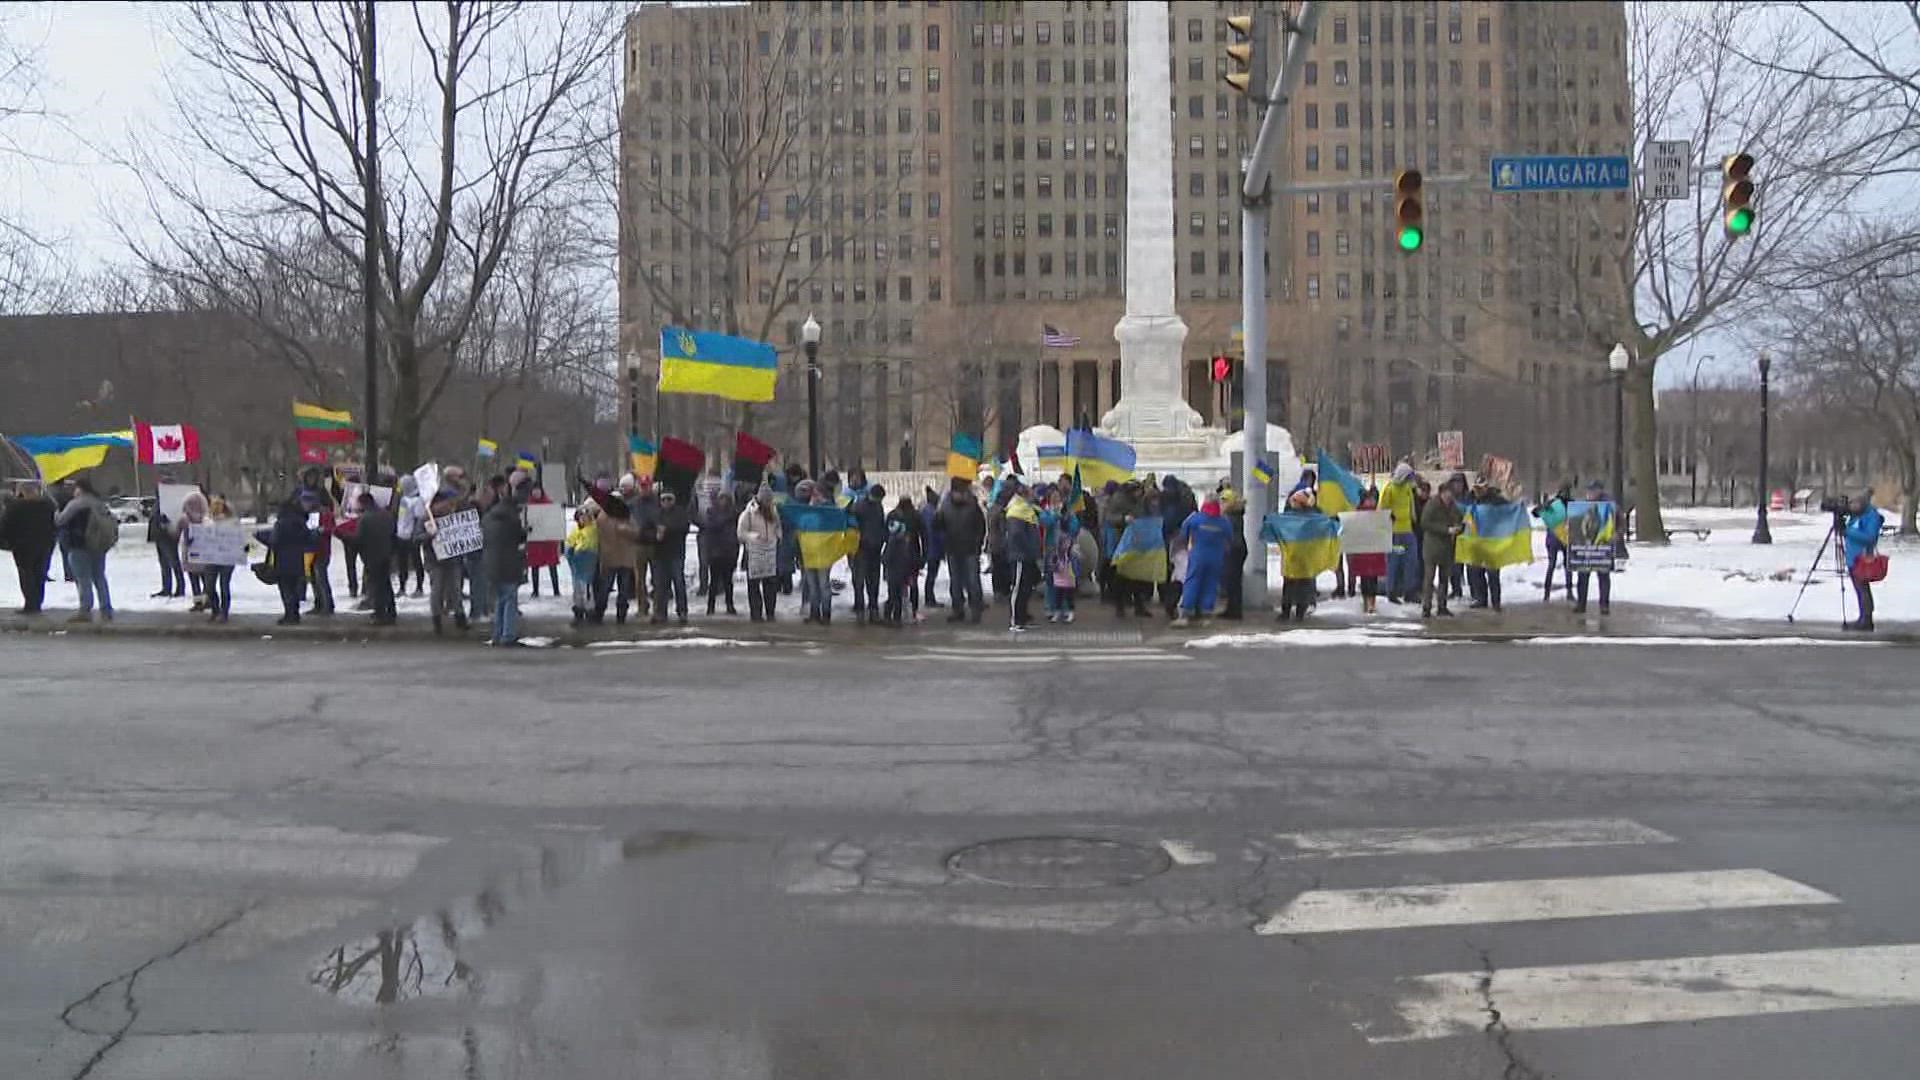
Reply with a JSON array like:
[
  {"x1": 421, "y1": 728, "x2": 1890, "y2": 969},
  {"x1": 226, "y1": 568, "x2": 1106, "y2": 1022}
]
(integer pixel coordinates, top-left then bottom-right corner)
[
  {"x1": 657, "y1": 326, "x2": 777, "y2": 403},
  {"x1": 1564, "y1": 501, "x2": 1617, "y2": 572},
  {"x1": 430, "y1": 509, "x2": 484, "y2": 561}
]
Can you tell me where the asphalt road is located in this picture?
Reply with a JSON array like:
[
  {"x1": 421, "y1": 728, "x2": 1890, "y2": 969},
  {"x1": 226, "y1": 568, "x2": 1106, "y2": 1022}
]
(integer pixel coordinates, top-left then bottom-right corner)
[{"x1": 2, "y1": 633, "x2": 1917, "y2": 1079}]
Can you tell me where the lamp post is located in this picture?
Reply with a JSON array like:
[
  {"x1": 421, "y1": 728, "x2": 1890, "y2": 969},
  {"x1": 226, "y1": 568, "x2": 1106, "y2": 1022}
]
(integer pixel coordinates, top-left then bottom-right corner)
[
  {"x1": 1687, "y1": 353, "x2": 1714, "y2": 507},
  {"x1": 625, "y1": 356, "x2": 641, "y2": 440},
  {"x1": 801, "y1": 314, "x2": 822, "y2": 479},
  {"x1": 1608, "y1": 343, "x2": 1630, "y2": 551},
  {"x1": 1753, "y1": 352, "x2": 1773, "y2": 545}
]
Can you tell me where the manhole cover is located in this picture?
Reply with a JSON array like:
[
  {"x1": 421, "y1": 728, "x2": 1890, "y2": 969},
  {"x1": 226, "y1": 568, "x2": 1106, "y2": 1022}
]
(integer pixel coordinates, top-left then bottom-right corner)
[{"x1": 946, "y1": 837, "x2": 1172, "y2": 889}]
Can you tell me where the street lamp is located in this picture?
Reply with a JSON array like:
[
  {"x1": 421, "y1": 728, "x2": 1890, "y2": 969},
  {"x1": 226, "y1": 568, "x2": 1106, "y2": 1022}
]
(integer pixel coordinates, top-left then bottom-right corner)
[
  {"x1": 801, "y1": 313, "x2": 822, "y2": 479},
  {"x1": 1753, "y1": 352, "x2": 1773, "y2": 545},
  {"x1": 1608, "y1": 342, "x2": 1629, "y2": 505},
  {"x1": 625, "y1": 355, "x2": 642, "y2": 439}
]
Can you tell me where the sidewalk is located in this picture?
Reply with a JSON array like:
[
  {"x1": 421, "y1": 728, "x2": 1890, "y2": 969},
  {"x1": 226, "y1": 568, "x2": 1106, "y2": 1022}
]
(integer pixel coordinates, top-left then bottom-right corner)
[{"x1": 4, "y1": 594, "x2": 1912, "y2": 648}]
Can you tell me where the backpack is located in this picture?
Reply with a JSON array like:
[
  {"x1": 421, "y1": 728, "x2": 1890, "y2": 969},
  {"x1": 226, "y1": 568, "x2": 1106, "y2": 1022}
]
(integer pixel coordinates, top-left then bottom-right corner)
[{"x1": 84, "y1": 505, "x2": 119, "y2": 554}]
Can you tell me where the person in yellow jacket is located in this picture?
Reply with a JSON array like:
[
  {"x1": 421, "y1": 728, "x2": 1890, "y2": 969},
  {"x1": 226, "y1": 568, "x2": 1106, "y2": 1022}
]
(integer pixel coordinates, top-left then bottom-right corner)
[
  {"x1": 564, "y1": 507, "x2": 599, "y2": 627},
  {"x1": 1378, "y1": 462, "x2": 1419, "y2": 604}
]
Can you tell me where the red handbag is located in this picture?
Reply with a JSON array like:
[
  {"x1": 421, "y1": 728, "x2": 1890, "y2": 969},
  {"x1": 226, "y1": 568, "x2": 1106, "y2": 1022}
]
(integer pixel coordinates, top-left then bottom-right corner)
[{"x1": 1851, "y1": 553, "x2": 1889, "y2": 584}]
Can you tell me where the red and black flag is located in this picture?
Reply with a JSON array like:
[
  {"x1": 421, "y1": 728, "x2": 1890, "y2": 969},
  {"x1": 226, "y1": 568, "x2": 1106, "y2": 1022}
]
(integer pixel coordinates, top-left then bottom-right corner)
[
  {"x1": 655, "y1": 437, "x2": 705, "y2": 503},
  {"x1": 733, "y1": 431, "x2": 776, "y2": 487}
]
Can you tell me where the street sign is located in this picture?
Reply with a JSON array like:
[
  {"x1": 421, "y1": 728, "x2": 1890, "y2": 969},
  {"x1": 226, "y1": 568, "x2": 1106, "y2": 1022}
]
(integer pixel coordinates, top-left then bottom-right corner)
[
  {"x1": 1643, "y1": 139, "x2": 1691, "y2": 201},
  {"x1": 1490, "y1": 155, "x2": 1632, "y2": 193}
]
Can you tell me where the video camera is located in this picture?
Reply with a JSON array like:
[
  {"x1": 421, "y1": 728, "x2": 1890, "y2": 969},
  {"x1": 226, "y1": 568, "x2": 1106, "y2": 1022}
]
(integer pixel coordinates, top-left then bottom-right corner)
[{"x1": 1818, "y1": 495, "x2": 1852, "y2": 516}]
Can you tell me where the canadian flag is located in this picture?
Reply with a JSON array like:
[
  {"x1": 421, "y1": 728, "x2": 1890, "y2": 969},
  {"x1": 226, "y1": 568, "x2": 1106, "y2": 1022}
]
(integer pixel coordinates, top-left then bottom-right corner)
[{"x1": 134, "y1": 421, "x2": 200, "y2": 465}]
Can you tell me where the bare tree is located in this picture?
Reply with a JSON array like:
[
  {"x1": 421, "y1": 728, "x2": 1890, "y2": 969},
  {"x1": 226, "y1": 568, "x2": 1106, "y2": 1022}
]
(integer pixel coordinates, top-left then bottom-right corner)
[
  {"x1": 0, "y1": 10, "x2": 70, "y2": 310},
  {"x1": 126, "y1": 1, "x2": 617, "y2": 467}
]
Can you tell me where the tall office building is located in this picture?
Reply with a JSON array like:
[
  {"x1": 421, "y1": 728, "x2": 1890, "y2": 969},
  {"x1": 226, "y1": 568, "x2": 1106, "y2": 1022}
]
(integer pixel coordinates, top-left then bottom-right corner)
[{"x1": 619, "y1": 1, "x2": 1630, "y2": 479}]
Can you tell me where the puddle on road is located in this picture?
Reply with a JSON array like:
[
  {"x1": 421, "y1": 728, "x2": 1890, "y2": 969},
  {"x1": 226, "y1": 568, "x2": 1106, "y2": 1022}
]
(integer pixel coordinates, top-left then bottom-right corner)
[{"x1": 309, "y1": 830, "x2": 715, "y2": 1005}]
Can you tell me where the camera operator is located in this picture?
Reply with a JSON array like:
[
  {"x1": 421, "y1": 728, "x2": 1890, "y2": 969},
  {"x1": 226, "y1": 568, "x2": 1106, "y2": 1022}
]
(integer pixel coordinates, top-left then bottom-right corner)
[{"x1": 1841, "y1": 490, "x2": 1884, "y2": 632}]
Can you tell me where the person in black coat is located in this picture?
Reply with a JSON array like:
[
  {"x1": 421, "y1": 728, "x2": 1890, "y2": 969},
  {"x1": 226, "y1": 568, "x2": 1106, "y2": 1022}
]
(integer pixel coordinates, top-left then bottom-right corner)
[
  {"x1": 255, "y1": 500, "x2": 316, "y2": 625},
  {"x1": 849, "y1": 484, "x2": 889, "y2": 624},
  {"x1": 701, "y1": 489, "x2": 741, "y2": 615},
  {"x1": 1, "y1": 481, "x2": 58, "y2": 614},
  {"x1": 649, "y1": 489, "x2": 692, "y2": 624},
  {"x1": 882, "y1": 494, "x2": 925, "y2": 626},
  {"x1": 354, "y1": 492, "x2": 399, "y2": 625}
]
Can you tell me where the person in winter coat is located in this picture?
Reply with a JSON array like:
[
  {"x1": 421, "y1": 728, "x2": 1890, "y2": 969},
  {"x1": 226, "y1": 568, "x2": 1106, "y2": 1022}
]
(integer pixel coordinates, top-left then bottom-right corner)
[
  {"x1": 256, "y1": 499, "x2": 316, "y2": 625},
  {"x1": 1379, "y1": 463, "x2": 1418, "y2": 604},
  {"x1": 198, "y1": 495, "x2": 240, "y2": 622},
  {"x1": 1220, "y1": 491, "x2": 1249, "y2": 619},
  {"x1": 1173, "y1": 493, "x2": 1235, "y2": 626},
  {"x1": 591, "y1": 477, "x2": 639, "y2": 624},
  {"x1": 1463, "y1": 479, "x2": 1508, "y2": 612},
  {"x1": 53, "y1": 477, "x2": 113, "y2": 623},
  {"x1": 391, "y1": 475, "x2": 426, "y2": 597},
  {"x1": 881, "y1": 494, "x2": 924, "y2": 627},
  {"x1": 1275, "y1": 489, "x2": 1328, "y2": 622},
  {"x1": 564, "y1": 507, "x2": 599, "y2": 627},
  {"x1": 1158, "y1": 475, "x2": 1198, "y2": 618},
  {"x1": 934, "y1": 477, "x2": 988, "y2": 622},
  {"x1": 292, "y1": 467, "x2": 337, "y2": 616},
  {"x1": 523, "y1": 486, "x2": 562, "y2": 598},
  {"x1": 701, "y1": 489, "x2": 741, "y2": 615},
  {"x1": 1040, "y1": 486, "x2": 1081, "y2": 623},
  {"x1": 171, "y1": 491, "x2": 210, "y2": 612},
  {"x1": 1002, "y1": 480, "x2": 1043, "y2": 630},
  {"x1": 1419, "y1": 482, "x2": 1465, "y2": 618},
  {"x1": 920, "y1": 485, "x2": 945, "y2": 609},
  {"x1": 1572, "y1": 480, "x2": 1615, "y2": 615},
  {"x1": 1532, "y1": 482, "x2": 1575, "y2": 603},
  {"x1": 1, "y1": 480, "x2": 57, "y2": 615},
  {"x1": 481, "y1": 478, "x2": 528, "y2": 644},
  {"x1": 849, "y1": 484, "x2": 889, "y2": 623},
  {"x1": 984, "y1": 483, "x2": 1012, "y2": 599},
  {"x1": 427, "y1": 467, "x2": 474, "y2": 634},
  {"x1": 738, "y1": 484, "x2": 783, "y2": 622},
  {"x1": 649, "y1": 488, "x2": 691, "y2": 625},
  {"x1": 629, "y1": 478, "x2": 663, "y2": 618},
  {"x1": 353, "y1": 491, "x2": 398, "y2": 625},
  {"x1": 149, "y1": 501, "x2": 188, "y2": 600},
  {"x1": 1351, "y1": 488, "x2": 1386, "y2": 615},
  {"x1": 1843, "y1": 490, "x2": 1885, "y2": 632}
]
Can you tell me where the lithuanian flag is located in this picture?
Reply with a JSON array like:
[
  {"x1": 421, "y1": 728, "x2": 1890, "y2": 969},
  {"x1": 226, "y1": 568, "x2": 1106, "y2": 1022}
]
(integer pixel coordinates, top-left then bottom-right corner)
[
  {"x1": 1457, "y1": 503, "x2": 1534, "y2": 569},
  {"x1": 658, "y1": 326, "x2": 777, "y2": 403},
  {"x1": 292, "y1": 401, "x2": 355, "y2": 437},
  {"x1": 1262, "y1": 510, "x2": 1342, "y2": 579}
]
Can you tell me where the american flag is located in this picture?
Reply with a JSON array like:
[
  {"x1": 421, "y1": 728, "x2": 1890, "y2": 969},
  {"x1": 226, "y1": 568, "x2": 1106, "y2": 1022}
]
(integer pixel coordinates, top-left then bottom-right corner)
[{"x1": 1041, "y1": 324, "x2": 1081, "y2": 348}]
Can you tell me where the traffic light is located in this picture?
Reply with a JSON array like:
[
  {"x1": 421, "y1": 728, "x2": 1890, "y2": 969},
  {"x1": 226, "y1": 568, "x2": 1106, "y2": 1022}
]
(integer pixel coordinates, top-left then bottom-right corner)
[
  {"x1": 1722, "y1": 153, "x2": 1756, "y2": 239},
  {"x1": 1224, "y1": 14, "x2": 1256, "y2": 95},
  {"x1": 1393, "y1": 169, "x2": 1424, "y2": 252},
  {"x1": 1211, "y1": 354, "x2": 1233, "y2": 384}
]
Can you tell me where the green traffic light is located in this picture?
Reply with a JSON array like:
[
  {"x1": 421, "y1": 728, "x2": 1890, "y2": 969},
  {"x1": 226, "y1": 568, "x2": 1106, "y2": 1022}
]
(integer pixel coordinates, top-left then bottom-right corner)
[
  {"x1": 1725, "y1": 207, "x2": 1755, "y2": 236},
  {"x1": 1397, "y1": 226, "x2": 1424, "y2": 252}
]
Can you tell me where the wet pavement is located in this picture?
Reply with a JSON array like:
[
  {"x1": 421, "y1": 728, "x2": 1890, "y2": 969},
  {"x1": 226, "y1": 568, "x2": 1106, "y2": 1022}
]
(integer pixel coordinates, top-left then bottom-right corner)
[{"x1": 3, "y1": 634, "x2": 1919, "y2": 1078}]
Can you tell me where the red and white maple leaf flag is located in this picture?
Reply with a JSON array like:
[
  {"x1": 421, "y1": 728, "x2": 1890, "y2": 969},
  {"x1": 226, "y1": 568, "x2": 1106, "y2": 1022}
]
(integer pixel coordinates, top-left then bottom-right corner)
[{"x1": 133, "y1": 421, "x2": 200, "y2": 465}]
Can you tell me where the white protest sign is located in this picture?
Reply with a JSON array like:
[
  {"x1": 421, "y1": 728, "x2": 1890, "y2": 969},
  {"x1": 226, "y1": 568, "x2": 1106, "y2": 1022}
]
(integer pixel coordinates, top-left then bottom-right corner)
[
  {"x1": 367, "y1": 485, "x2": 393, "y2": 508},
  {"x1": 340, "y1": 482, "x2": 393, "y2": 514},
  {"x1": 157, "y1": 483, "x2": 199, "y2": 524},
  {"x1": 540, "y1": 463, "x2": 567, "y2": 503},
  {"x1": 412, "y1": 462, "x2": 440, "y2": 506},
  {"x1": 526, "y1": 502, "x2": 567, "y2": 543},
  {"x1": 184, "y1": 521, "x2": 248, "y2": 567},
  {"x1": 1337, "y1": 509, "x2": 1393, "y2": 556},
  {"x1": 430, "y1": 508, "x2": 483, "y2": 560}
]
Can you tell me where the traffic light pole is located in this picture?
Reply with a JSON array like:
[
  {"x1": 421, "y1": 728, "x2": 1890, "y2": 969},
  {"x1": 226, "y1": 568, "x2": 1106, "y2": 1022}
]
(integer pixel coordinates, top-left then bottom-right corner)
[{"x1": 1239, "y1": 1, "x2": 1321, "y2": 613}]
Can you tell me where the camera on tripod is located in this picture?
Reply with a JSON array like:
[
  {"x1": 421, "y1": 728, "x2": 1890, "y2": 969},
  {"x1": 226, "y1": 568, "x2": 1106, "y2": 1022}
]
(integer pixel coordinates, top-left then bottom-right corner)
[{"x1": 1818, "y1": 495, "x2": 1851, "y2": 516}]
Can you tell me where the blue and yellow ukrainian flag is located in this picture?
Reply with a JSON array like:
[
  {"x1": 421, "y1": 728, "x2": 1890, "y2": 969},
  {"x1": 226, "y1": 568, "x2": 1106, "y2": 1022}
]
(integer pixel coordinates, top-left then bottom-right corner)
[
  {"x1": 627, "y1": 435, "x2": 658, "y2": 480},
  {"x1": 947, "y1": 433, "x2": 983, "y2": 481},
  {"x1": 1457, "y1": 503, "x2": 1535, "y2": 569},
  {"x1": 1066, "y1": 429, "x2": 1135, "y2": 488},
  {"x1": 9, "y1": 431, "x2": 133, "y2": 484},
  {"x1": 513, "y1": 450, "x2": 539, "y2": 473},
  {"x1": 658, "y1": 326, "x2": 777, "y2": 403},
  {"x1": 1262, "y1": 510, "x2": 1343, "y2": 579},
  {"x1": 779, "y1": 502, "x2": 858, "y2": 569},
  {"x1": 476, "y1": 438, "x2": 498, "y2": 459},
  {"x1": 1036, "y1": 444, "x2": 1067, "y2": 476},
  {"x1": 1110, "y1": 516, "x2": 1169, "y2": 583},
  {"x1": 1566, "y1": 500, "x2": 1616, "y2": 545},
  {"x1": 1315, "y1": 452, "x2": 1366, "y2": 515},
  {"x1": 1250, "y1": 458, "x2": 1276, "y2": 487}
]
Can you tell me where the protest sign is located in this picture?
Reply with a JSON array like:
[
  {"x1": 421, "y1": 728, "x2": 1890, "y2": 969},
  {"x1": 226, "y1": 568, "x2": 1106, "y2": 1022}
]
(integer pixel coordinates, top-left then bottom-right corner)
[
  {"x1": 1338, "y1": 508, "x2": 1391, "y2": 579},
  {"x1": 430, "y1": 508, "x2": 483, "y2": 560},
  {"x1": 1437, "y1": 431, "x2": 1465, "y2": 470},
  {"x1": 367, "y1": 485, "x2": 393, "y2": 508},
  {"x1": 157, "y1": 483, "x2": 198, "y2": 523},
  {"x1": 1565, "y1": 500, "x2": 1617, "y2": 571},
  {"x1": 526, "y1": 502, "x2": 566, "y2": 543},
  {"x1": 184, "y1": 521, "x2": 247, "y2": 567},
  {"x1": 412, "y1": 462, "x2": 440, "y2": 505}
]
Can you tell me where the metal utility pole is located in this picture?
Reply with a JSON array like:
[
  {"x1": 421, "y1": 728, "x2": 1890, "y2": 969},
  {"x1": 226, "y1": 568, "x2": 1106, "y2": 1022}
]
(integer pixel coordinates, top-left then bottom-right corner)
[
  {"x1": 1753, "y1": 352, "x2": 1773, "y2": 544},
  {"x1": 358, "y1": 0, "x2": 381, "y2": 477},
  {"x1": 1236, "y1": 1, "x2": 1321, "y2": 612}
]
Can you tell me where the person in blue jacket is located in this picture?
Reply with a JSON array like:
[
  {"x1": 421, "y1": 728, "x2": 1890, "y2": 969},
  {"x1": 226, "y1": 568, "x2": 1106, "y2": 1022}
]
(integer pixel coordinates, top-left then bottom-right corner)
[
  {"x1": 1173, "y1": 493, "x2": 1235, "y2": 627},
  {"x1": 1843, "y1": 491, "x2": 1884, "y2": 632},
  {"x1": 255, "y1": 499, "x2": 316, "y2": 626}
]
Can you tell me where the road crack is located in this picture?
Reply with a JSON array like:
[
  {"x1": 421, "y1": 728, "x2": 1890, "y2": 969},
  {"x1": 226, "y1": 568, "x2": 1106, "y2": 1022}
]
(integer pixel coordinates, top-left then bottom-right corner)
[
  {"x1": 59, "y1": 905, "x2": 256, "y2": 1079},
  {"x1": 1477, "y1": 949, "x2": 1548, "y2": 1080}
]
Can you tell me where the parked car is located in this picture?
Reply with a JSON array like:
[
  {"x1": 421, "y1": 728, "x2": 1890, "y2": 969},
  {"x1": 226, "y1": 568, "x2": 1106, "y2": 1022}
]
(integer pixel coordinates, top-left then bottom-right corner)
[{"x1": 108, "y1": 496, "x2": 155, "y2": 524}]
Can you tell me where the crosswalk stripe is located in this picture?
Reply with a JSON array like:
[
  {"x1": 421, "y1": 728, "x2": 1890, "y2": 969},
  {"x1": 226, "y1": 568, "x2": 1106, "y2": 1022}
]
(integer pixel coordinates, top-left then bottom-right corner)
[
  {"x1": 883, "y1": 649, "x2": 1184, "y2": 664},
  {"x1": 1256, "y1": 869, "x2": 1837, "y2": 936},
  {"x1": 1367, "y1": 944, "x2": 1920, "y2": 1042},
  {"x1": 1265, "y1": 818, "x2": 1675, "y2": 860}
]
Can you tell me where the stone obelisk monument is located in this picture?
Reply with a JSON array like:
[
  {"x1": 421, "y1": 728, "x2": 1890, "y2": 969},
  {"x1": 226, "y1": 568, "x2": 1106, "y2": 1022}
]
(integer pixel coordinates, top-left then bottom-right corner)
[{"x1": 1101, "y1": 0, "x2": 1222, "y2": 474}]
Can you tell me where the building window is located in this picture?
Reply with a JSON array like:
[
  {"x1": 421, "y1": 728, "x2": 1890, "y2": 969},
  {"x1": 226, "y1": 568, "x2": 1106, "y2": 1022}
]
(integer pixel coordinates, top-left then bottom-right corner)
[
  {"x1": 1335, "y1": 231, "x2": 1349, "y2": 256},
  {"x1": 1333, "y1": 60, "x2": 1348, "y2": 86},
  {"x1": 1305, "y1": 146, "x2": 1320, "y2": 171},
  {"x1": 1305, "y1": 103, "x2": 1318, "y2": 129},
  {"x1": 1306, "y1": 231, "x2": 1320, "y2": 256},
  {"x1": 928, "y1": 192, "x2": 941, "y2": 218},
  {"x1": 1334, "y1": 145, "x2": 1349, "y2": 170},
  {"x1": 1189, "y1": 134, "x2": 1204, "y2": 158},
  {"x1": 1478, "y1": 17, "x2": 1492, "y2": 45},
  {"x1": 1332, "y1": 17, "x2": 1347, "y2": 43},
  {"x1": 927, "y1": 24, "x2": 940, "y2": 50},
  {"x1": 1334, "y1": 103, "x2": 1349, "y2": 128},
  {"x1": 1303, "y1": 62, "x2": 1317, "y2": 86},
  {"x1": 1038, "y1": 174, "x2": 1052, "y2": 198},
  {"x1": 1336, "y1": 273, "x2": 1350, "y2": 299},
  {"x1": 1306, "y1": 274, "x2": 1321, "y2": 299}
]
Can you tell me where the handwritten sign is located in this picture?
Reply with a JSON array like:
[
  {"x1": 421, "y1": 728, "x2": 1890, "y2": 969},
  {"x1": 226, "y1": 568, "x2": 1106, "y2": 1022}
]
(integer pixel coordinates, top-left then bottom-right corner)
[
  {"x1": 526, "y1": 502, "x2": 567, "y2": 543},
  {"x1": 430, "y1": 509, "x2": 483, "y2": 560},
  {"x1": 1437, "y1": 431, "x2": 1465, "y2": 470},
  {"x1": 184, "y1": 521, "x2": 247, "y2": 567}
]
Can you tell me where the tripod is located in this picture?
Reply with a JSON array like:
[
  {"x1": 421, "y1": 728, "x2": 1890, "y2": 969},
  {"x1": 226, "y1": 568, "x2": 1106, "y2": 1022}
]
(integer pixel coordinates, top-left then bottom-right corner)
[{"x1": 1785, "y1": 512, "x2": 1849, "y2": 625}]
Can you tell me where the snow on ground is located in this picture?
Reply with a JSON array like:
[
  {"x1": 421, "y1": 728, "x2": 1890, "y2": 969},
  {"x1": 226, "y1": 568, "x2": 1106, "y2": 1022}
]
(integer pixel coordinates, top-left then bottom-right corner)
[
  {"x1": 1514, "y1": 636, "x2": 1884, "y2": 648},
  {"x1": 1189, "y1": 629, "x2": 1453, "y2": 649}
]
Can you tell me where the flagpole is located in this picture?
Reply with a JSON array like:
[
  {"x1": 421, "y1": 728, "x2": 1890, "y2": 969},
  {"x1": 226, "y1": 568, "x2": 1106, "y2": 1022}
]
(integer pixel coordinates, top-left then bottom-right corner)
[
  {"x1": 0, "y1": 434, "x2": 38, "y2": 481},
  {"x1": 128, "y1": 414, "x2": 143, "y2": 499}
]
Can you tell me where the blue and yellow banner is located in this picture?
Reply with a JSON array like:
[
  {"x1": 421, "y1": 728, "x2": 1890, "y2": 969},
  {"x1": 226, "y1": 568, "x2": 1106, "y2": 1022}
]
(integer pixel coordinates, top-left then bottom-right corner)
[
  {"x1": 1251, "y1": 458, "x2": 1275, "y2": 486},
  {"x1": 9, "y1": 431, "x2": 134, "y2": 484},
  {"x1": 1316, "y1": 452, "x2": 1366, "y2": 515},
  {"x1": 1066, "y1": 429, "x2": 1135, "y2": 489},
  {"x1": 476, "y1": 438, "x2": 498, "y2": 459},
  {"x1": 627, "y1": 435, "x2": 658, "y2": 479},
  {"x1": 1262, "y1": 510, "x2": 1343, "y2": 579},
  {"x1": 513, "y1": 450, "x2": 539, "y2": 473},
  {"x1": 779, "y1": 502, "x2": 858, "y2": 569},
  {"x1": 1565, "y1": 500, "x2": 1617, "y2": 570},
  {"x1": 946, "y1": 433, "x2": 983, "y2": 482},
  {"x1": 1036, "y1": 444, "x2": 1067, "y2": 475},
  {"x1": 658, "y1": 326, "x2": 777, "y2": 403},
  {"x1": 1457, "y1": 503, "x2": 1534, "y2": 569},
  {"x1": 1110, "y1": 516, "x2": 1168, "y2": 583}
]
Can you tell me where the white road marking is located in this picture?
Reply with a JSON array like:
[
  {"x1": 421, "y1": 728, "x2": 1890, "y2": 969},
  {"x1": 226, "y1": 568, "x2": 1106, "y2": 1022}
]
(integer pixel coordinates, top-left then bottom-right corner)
[
  {"x1": 1369, "y1": 944, "x2": 1920, "y2": 1042},
  {"x1": 883, "y1": 647, "x2": 1185, "y2": 664},
  {"x1": 1256, "y1": 869, "x2": 1837, "y2": 936},
  {"x1": 1266, "y1": 818, "x2": 1675, "y2": 860},
  {"x1": 1159, "y1": 839, "x2": 1217, "y2": 866}
]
